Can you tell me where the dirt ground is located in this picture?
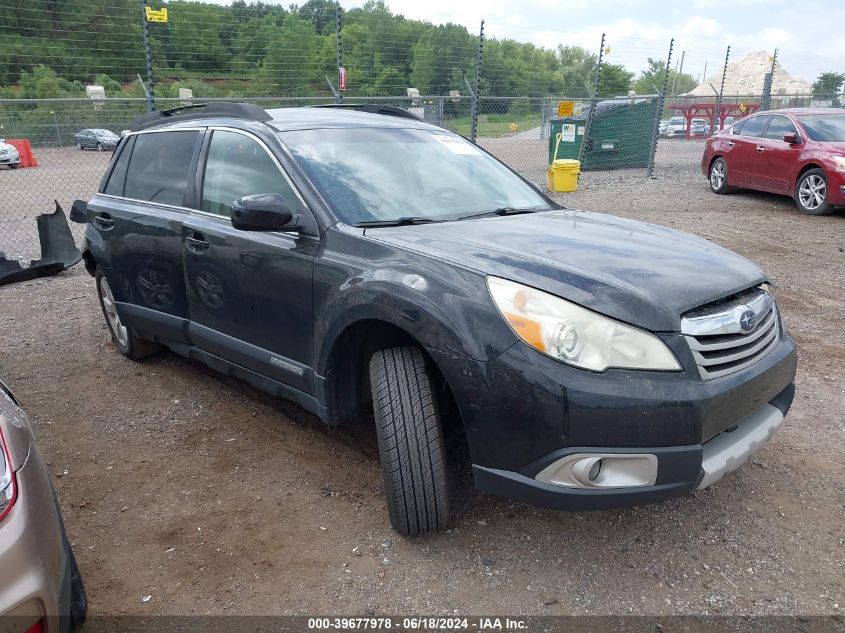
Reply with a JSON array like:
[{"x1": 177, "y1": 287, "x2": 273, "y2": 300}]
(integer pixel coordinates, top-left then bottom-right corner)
[{"x1": 0, "y1": 155, "x2": 843, "y2": 618}]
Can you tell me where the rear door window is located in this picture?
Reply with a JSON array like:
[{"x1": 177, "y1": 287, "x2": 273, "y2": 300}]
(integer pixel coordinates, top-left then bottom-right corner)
[
  {"x1": 737, "y1": 115, "x2": 771, "y2": 138},
  {"x1": 103, "y1": 135, "x2": 135, "y2": 196},
  {"x1": 124, "y1": 131, "x2": 200, "y2": 206}
]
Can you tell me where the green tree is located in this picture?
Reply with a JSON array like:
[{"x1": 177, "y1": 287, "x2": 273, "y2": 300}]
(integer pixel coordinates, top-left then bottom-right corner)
[
  {"x1": 298, "y1": 0, "x2": 340, "y2": 35},
  {"x1": 597, "y1": 63, "x2": 634, "y2": 97},
  {"x1": 812, "y1": 71, "x2": 845, "y2": 105},
  {"x1": 557, "y1": 46, "x2": 597, "y2": 97},
  {"x1": 372, "y1": 67, "x2": 405, "y2": 95},
  {"x1": 633, "y1": 57, "x2": 696, "y2": 96},
  {"x1": 263, "y1": 15, "x2": 320, "y2": 95},
  {"x1": 20, "y1": 65, "x2": 68, "y2": 98}
]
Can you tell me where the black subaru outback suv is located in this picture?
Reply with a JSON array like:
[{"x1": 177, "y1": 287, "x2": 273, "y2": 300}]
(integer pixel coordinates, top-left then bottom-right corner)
[{"x1": 77, "y1": 103, "x2": 797, "y2": 535}]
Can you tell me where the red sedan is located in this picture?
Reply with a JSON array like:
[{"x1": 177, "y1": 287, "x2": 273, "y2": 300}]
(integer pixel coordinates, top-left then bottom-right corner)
[{"x1": 702, "y1": 108, "x2": 845, "y2": 215}]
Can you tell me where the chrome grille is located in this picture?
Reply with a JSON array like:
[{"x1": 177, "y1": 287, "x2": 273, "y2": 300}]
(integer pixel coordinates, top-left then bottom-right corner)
[{"x1": 681, "y1": 289, "x2": 780, "y2": 380}]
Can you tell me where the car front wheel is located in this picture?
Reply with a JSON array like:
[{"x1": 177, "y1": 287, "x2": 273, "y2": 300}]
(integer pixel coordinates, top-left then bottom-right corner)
[
  {"x1": 369, "y1": 347, "x2": 450, "y2": 536},
  {"x1": 709, "y1": 157, "x2": 733, "y2": 194},
  {"x1": 95, "y1": 269, "x2": 160, "y2": 360},
  {"x1": 795, "y1": 168, "x2": 834, "y2": 215}
]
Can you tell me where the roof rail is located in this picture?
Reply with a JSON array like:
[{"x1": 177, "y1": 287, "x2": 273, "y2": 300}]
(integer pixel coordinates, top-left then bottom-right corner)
[
  {"x1": 310, "y1": 103, "x2": 424, "y2": 121},
  {"x1": 130, "y1": 102, "x2": 272, "y2": 131}
]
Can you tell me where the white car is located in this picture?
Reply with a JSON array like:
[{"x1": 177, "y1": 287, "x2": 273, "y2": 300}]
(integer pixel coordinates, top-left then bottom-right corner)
[
  {"x1": 666, "y1": 116, "x2": 687, "y2": 137},
  {"x1": 0, "y1": 139, "x2": 20, "y2": 169}
]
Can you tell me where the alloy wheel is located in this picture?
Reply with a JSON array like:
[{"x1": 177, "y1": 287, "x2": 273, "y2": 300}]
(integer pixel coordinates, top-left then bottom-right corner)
[
  {"x1": 710, "y1": 161, "x2": 725, "y2": 191},
  {"x1": 798, "y1": 175, "x2": 826, "y2": 210},
  {"x1": 99, "y1": 276, "x2": 128, "y2": 348}
]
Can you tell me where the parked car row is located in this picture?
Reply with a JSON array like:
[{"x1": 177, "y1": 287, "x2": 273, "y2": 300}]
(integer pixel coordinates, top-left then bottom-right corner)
[{"x1": 703, "y1": 108, "x2": 845, "y2": 215}]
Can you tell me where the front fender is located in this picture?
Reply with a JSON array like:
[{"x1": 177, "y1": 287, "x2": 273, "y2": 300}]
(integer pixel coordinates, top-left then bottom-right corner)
[
  {"x1": 315, "y1": 272, "x2": 517, "y2": 374},
  {"x1": 313, "y1": 228, "x2": 518, "y2": 375}
]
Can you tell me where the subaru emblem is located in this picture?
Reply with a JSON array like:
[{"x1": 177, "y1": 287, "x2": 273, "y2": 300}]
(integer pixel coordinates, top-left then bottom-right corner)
[{"x1": 739, "y1": 309, "x2": 757, "y2": 332}]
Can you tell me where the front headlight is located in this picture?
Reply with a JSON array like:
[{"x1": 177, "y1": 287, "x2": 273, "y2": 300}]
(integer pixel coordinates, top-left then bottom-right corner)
[
  {"x1": 487, "y1": 277, "x2": 681, "y2": 372},
  {"x1": 833, "y1": 155, "x2": 845, "y2": 172}
]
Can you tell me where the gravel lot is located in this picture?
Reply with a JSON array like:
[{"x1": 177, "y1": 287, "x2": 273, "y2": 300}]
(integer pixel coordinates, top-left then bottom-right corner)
[{"x1": 0, "y1": 145, "x2": 843, "y2": 618}]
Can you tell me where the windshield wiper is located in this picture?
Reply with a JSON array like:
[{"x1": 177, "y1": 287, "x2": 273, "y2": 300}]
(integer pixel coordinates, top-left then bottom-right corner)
[
  {"x1": 458, "y1": 207, "x2": 545, "y2": 221},
  {"x1": 354, "y1": 217, "x2": 444, "y2": 228}
]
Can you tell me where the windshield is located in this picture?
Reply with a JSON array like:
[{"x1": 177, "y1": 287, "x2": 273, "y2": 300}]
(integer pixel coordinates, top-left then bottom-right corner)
[
  {"x1": 280, "y1": 127, "x2": 549, "y2": 225},
  {"x1": 797, "y1": 114, "x2": 845, "y2": 142},
  {"x1": 95, "y1": 130, "x2": 118, "y2": 138},
  {"x1": 669, "y1": 117, "x2": 684, "y2": 125}
]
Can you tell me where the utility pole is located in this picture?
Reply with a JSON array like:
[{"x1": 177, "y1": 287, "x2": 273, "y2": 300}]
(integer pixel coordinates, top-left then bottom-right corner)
[
  {"x1": 335, "y1": 2, "x2": 342, "y2": 104},
  {"x1": 671, "y1": 50, "x2": 685, "y2": 97},
  {"x1": 578, "y1": 32, "x2": 605, "y2": 164},
  {"x1": 713, "y1": 45, "x2": 730, "y2": 134},
  {"x1": 647, "y1": 38, "x2": 674, "y2": 178},
  {"x1": 762, "y1": 48, "x2": 778, "y2": 110},
  {"x1": 469, "y1": 19, "x2": 485, "y2": 143},
  {"x1": 140, "y1": 0, "x2": 155, "y2": 112}
]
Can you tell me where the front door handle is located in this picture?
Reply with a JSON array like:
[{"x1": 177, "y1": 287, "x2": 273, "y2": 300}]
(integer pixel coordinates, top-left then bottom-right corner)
[
  {"x1": 93, "y1": 212, "x2": 115, "y2": 230},
  {"x1": 726, "y1": 141, "x2": 736, "y2": 147},
  {"x1": 185, "y1": 232, "x2": 210, "y2": 254},
  {"x1": 756, "y1": 145, "x2": 766, "y2": 152}
]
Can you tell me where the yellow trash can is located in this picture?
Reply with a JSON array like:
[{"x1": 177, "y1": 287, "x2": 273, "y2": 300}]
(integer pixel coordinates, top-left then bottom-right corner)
[{"x1": 547, "y1": 159, "x2": 580, "y2": 192}]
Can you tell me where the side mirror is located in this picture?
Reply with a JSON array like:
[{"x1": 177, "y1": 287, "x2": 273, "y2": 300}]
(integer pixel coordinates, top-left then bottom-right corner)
[
  {"x1": 69, "y1": 199, "x2": 88, "y2": 224},
  {"x1": 783, "y1": 132, "x2": 800, "y2": 144},
  {"x1": 231, "y1": 193, "x2": 296, "y2": 232}
]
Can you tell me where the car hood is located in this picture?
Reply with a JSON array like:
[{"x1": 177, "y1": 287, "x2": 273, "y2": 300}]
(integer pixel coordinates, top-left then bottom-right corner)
[{"x1": 367, "y1": 209, "x2": 766, "y2": 332}]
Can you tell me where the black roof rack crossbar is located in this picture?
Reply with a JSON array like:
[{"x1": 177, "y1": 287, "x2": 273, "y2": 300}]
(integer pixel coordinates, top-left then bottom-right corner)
[
  {"x1": 310, "y1": 103, "x2": 424, "y2": 121},
  {"x1": 130, "y1": 102, "x2": 272, "y2": 131}
]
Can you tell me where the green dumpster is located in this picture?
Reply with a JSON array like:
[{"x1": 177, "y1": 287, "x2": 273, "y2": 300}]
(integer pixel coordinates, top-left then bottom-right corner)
[{"x1": 549, "y1": 97, "x2": 659, "y2": 170}]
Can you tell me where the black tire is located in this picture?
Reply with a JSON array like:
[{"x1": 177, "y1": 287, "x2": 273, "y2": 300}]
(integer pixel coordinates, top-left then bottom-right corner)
[
  {"x1": 68, "y1": 546, "x2": 88, "y2": 629},
  {"x1": 8, "y1": 163, "x2": 17, "y2": 169},
  {"x1": 95, "y1": 268, "x2": 160, "y2": 360},
  {"x1": 369, "y1": 347, "x2": 450, "y2": 536},
  {"x1": 709, "y1": 157, "x2": 733, "y2": 194},
  {"x1": 794, "y1": 168, "x2": 834, "y2": 215}
]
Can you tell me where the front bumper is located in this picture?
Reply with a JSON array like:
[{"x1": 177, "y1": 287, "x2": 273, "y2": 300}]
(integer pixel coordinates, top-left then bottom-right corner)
[
  {"x1": 472, "y1": 385, "x2": 793, "y2": 510},
  {"x1": 429, "y1": 321, "x2": 797, "y2": 511},
  {"x1": 0, "y1": 155, "x2": 19, "y2": 165}
]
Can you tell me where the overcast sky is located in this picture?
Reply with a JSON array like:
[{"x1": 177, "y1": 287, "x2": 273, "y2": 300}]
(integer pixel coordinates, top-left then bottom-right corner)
[{"x1": 203, "y1": 0, "x2": 842, "y2": 83}]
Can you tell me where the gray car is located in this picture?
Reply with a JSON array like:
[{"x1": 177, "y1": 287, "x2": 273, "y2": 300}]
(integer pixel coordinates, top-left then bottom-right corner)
[
  {"x1": 74, "y1": 129, "x2": 119, "y2": 151},
  {"x1": 0, "y1": 139, "x2": 20, "y2": 169},
  {"x1": 0, "y1": 377, "x2": 86, "y2": 632}
]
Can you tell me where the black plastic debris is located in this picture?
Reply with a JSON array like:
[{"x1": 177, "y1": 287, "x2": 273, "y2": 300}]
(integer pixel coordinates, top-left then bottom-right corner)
[{"x1": 0, "y1": 201, "x2": 82, "y2": 286}]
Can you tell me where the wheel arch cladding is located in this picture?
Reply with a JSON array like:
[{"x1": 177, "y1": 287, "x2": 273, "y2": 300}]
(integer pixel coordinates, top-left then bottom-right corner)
[{"x1": 319, "y1": 318, "x2": 465, "y2": 434}]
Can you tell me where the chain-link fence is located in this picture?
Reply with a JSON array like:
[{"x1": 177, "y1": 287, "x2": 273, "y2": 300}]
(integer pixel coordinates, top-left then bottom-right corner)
[{"x1": 3, "y1": 90, "x2": 841, "y2": 269}]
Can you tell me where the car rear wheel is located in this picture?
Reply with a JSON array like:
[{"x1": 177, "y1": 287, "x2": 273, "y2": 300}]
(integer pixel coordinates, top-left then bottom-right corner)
[
  {"x1": 95, "y1": 269, "x2": 160, "y2": 360},
  {"x1": 709, "y1": 158, "x2": 733, "y2": 194},
  {"x1": 795, "y1": 168, "x2": 834, "y2": 215},
  {"x1": 369, "y1": 347, "x2": 450, "y2": 536}
]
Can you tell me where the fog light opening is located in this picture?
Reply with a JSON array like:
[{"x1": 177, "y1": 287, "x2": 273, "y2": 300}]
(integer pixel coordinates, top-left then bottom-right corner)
[{"x1": 588, "y1": 458, "x2": 602, "y2": 481}]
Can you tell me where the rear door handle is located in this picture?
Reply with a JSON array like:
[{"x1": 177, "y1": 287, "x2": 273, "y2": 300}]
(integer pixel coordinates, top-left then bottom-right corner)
[
  {"x1": 726, "y1": 141, "x2": 736, "y2": 147},
  {"x1": 93, "y1": 212, "x2": 115, "y2": 230},
  {"x1": 756, "y1": 145, "x2": 766, "y2": 152},
  {"x1": 185, "y1": 231, "x2": 210, "y2": 253}
]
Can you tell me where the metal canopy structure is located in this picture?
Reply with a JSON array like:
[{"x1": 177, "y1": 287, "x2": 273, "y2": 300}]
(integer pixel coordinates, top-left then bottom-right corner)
[{"x1": 665, "y1": 102, "x2": 761, "y2": 138}]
